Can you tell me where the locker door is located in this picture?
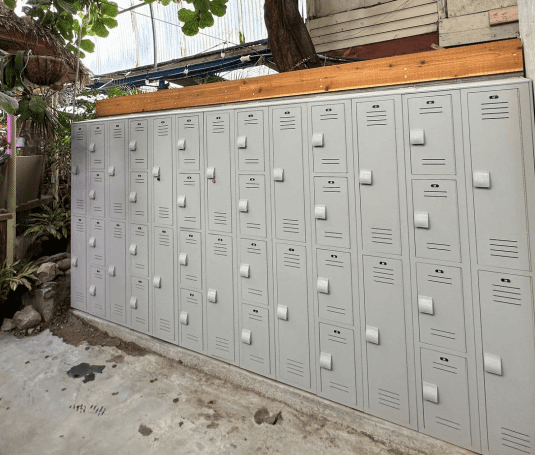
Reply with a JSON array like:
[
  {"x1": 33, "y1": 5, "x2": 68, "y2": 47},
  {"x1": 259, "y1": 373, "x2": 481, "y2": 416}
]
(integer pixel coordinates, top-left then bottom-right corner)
[
  {"x1": 71, "y1": 216, "x2": 86, "y2": 311},
  {"x1": 314, "y1": 177, "x2": 351, "y2": 248},
  {"x1": 238, "y1": 175, "x2": 267, "y2": 238},
  {"x1": 479, "y1": 271, "x2": 535, "y2": 454},
  {"x1": 420, "y1": 349, "x2": 472, "y2": 449},
  {"x1": 356, "y1": 99, "x2": 402, "y2": 255},
  {"x1": 412, "y1": 180, "x2": 461, "y2": 263},
  {"x1": 239, "y1": 239, "x2": 268, "y2": 305},
  {"x1": 363, "y1": 256, "x2": 410, "y2": 427},
  {"x1": 206, "y1": 234, "x2": 235, "y2": 362},
  {"x1": 316, "y1": 249, "x2": 353, "y2": 324},
  {"x1": 129, "y1": 172, "x2": 148, "y2": 224},
  {"x1": 468, "y1": 89, "x2": 530, "y2": 271},
  {"x1": 206, "y1": 112, "x2": 232, "y2": 232},
  {"x1": 179, "y1": 230, "x2": 202, "y2": 290},
  {"x1": 108, "y1": 121, "x2": 126, "y2": 219},
  {"x1": 311, "y1": 103, "x2": 348, "y2": 173},
  {"x1": 416, "y1": 263, "x2": 466, "y2": 352},
  {"x1": 89, "y1": 123, "x2": 105, "y2": 170},
  {"x1": 177, "y1": 115, "x2": 201, "y2": 171},
  {"x1": 272, "y1": 107, "x2": 306, "y2": 242},
  {"x1": 89, "y1": 171, "x2": 105, "y2": 218},
  {"x1": 153, "y1": 227, "x2": 176, "y2": 343},
  {"x1": 153, "y1": 117, "x2": 173, "y2": 225},
  {"x1": 177, "y1": 173, "x2": 201, "y2": 230},
  {"x1": 237, "y1": 110, "x2": 265, "y2": 172},
  {"x1": 240, "y1": 304, "x2": 271, "y2": 377},
  {"x1": 129, "y1": 119, "x2": 148, "y2": 169},
  {"x1": 129, "y1": 224, "x2": 149, "y2": 277},
  {"x1": 71, "y1": 124, "x2": 87, "y2": 215},
  {"x1": 106, "y1": 221, "x2": 127, "y2": 325},
  {"x1": 275, "y1": 243, "x2": 311, "y2": 389},
  {"x1": 88, "y1": 218, "x2": 105, "y2": 266},
  {"x1": 179, "y1": 288, "x2": 203, "y2": 352},
  {"x1": 408, "y1": 94, "x2": 456, "y2": 175},
  {"x1": 88, "y1": 266, "x2": 105, "y2": 318},
  {"x1": 130, "y1": 277, "x2": 150, "y2": 333},
  {"x1": 318, "y1": 324, "x2": 357, "y2": 406}
]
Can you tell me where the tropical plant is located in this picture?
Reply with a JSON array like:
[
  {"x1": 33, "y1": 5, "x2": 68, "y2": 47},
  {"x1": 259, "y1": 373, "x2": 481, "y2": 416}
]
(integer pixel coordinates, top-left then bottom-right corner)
[
  {"x1": 23, "y1": 202, "x2": 71, "y2": 242},
  {"x1": 0, "y1": 260, "x2": 37, "y2": 306}
]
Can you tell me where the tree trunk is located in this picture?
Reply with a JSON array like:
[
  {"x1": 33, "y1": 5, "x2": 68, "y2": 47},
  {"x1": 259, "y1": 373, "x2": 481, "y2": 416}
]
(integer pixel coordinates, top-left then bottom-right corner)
[{"x1": 264, "y1": 0, "x2": 320, "y2": 72}]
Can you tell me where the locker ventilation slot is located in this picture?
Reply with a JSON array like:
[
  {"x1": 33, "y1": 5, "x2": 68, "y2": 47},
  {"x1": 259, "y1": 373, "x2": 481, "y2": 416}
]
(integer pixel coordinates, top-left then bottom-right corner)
[
  {"x1": 246, "y1": 287, "x2": 263, "y2": 298},
  {"x1": 324, "y1": 257, "x2": 344, "y2": 268},
  {"x1": 113, "y1": 226, "x2": 124, "y2": 239},
  {"x1": 245, "y1": 182, "x2": 260, "y2": 189},
  {"x1": 211, "y1": 120, "x2": 226, "y2": 134},
  {"x1": 186, "y1": 295, "x2": 199, "y2": 305},
  {"x1": 247, "y1": 246, "x2": 262, "y2": 255},
  {"x1": 113, "y1": 305, "x2": 124, "y2": 318},
  {"x1": 286, "y1": 359, "x2": 304, "y2": 377},
  {"x1": 213, "y1": 242, "x2": 229, "y2": 256},
  {"x1": 489, "y1": 238, "x2": 519, "y2": 259},
  {"x1": 134, "y1": 176, "x2": 145, "y2": 184},
  {"x1": 422, "y1": 159, "x2": 446, "y2": 167},
  {"x1": 157, "y1": 123, "x2": 170, "y2": 136},
  {"x1": 371, "y1": 228, "x2": 393, "y2": 245},
  {"x1": 427, "y1": 274, "x2": 452, "y2": 285},
  {"x1": 134, "y1": 125, "x2": 145, "y2": 132},
  {"x1": 183, "y1": 177, "x2": 196, "y2": 186},
  {"x1": 134, "y1": 210, "x2": 145, "y2": 217},
  {"x1": 324, "y1": 231, "x2": 343, "y2": 240},
  {"x1": 75, "y1": 199, "x2": 84, "y2": 211},
  {"x1": 248, "y1": 313, "x2": 263, "y2": 322},
  {"x1": 134, "y1": 282, "x2": 145, "y2": 290},
  {"x1": 249, "y1": 355, "x2": 265, "y2": 365},
  {"x1": 159, "y1": 318, "x2": 171, "y2": 333},
  {"x1": 321, "y1": 158, "x2": 340, "y2": 166},
  {"x1": 186, "y1": 334, "x2": 200, "y2": 342},
  {"x1": 134, "y1": 159, "x2": 145, "y2": 165},
  {"x1": 436, "y1": 416, "x2": 461, "y2": 431},
  {"x1": 75, "y1": 292, "x2": 84, "y2": 305},
  {"x1": 113, "y1": 203, "x2": 123, "y2": 215},
  {"x1": 185, "y1": 237, "x2": 198, "y2": 245},
  {"x1": 322, "y1": 184, "x2": 341, "y2": 193},
  {"x1": 213, "y1": 212, "x2": 228, "y2": 226},
  {"x1": 158, "y1": 207, "x2": 171, "y2": 220},
  {"x1": 245, "y1": 158, "x2": 259, "y2": 165},
  {"x1": 319, "y1": 112, "x2": 339, "y2": 121},
  {"x1": 183, "y1": 119, "x2": 197, "y2": 129},
  {"x1": 93, "y1": 129, "x2": 103, "y2": 135},
  {"x1": 214, "y1": 336, "x2": 230, "y2": 352},
  {"x1": 112, "y1": 128, "x2": 123, "y2": 139},
  {"x1": 184, "y1": 216, "x2": 197, "y2": 224},
  {"x1": 501, "y1": 428, "x2": 531, "y2": 453},
  {"x1": 378, "y1": 389, "x2": 401, "y2": 410},
  {"x1": 185, "y1": 275, "x2": 198, "y2": 283},
  {"x1": 94, "y1": 223, "x2": 104, "y2": 231},
  {"x1": 492, "y1": 284, "x2": 522, "y2": 306},
  {"x1": 246, "y1": 222, "x2": 262, "y2": 231},
  {"x1": 427, "y1": 242, "x2": 451, "y2": 252},
  {"x1": 282, "y1": 218, "x2": 300, "y2": 235},
  {"x1": 430, "y1": 328, "x2": 456, "y2": 340},
  {"x1": 329, "y1": 382, "x2": 349, "y2": 394},
  {"x1": 75, "y1": 131, "x2": 84, "y2": 141},
  {"x1": 419, "y1": 105, "x2": 443, "y2": 115},
  {"x1": 75, "y1": 221, "x2": 85, "y2": 233},
  {"x1": 283, "y1": 251, "x2": 302, "y2": 268},
  {"x1": 432, "y1": 361, "x2": 458, "y2": 374},
  {"x1": 279, "y1": 115, "x2": 296, "y2": 130},
  {"x1": 244, "y1": 117, "x2": 259, "y2": 125},
  {"x1": 184, "y1": 159, "x2": 197, "y2": 164},
  {"x1": 373, "y1": 266, "x2": 395, "y2": 285},
  {"x1": 327, "y1": 334, "x2": 347, "y2": 344},
  {"x1": 135, "y1": 317, "x2": 147, "y2": 325},
  {"x1": 424, "y1": 190, "x2": 448, "y2": 197},
  {"x1": 366, "y1": 110, "x2": 387, "y2": 126},
  {"x1": 158, "y1": 232, "x2": 171, "y2": 246},
  {"x1": 481, "y1": 101, "x2": 509, "y2": 120}
]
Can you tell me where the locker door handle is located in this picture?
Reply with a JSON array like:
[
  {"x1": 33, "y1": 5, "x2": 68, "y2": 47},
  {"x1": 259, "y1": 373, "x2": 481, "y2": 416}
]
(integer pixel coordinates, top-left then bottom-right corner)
[
  {"x1": 241, "y1": 329, "x2": 252, "y2": 345},
  {"x1": 423, "y1": 382, "x2": 438, "y2": 403},
  {"x1": 240, "y1": 263, "x2": 250, "y2": 278},
  {"x1": 89, "y1": 142, "x2": 96, "y2": 153},
  {"x1": 312, "y1": 132, "x2": 324, "y2": 147},
  {"x1": 359, "y1": 169, "x2": 373, "y2": 185},
  {"x1": 484, "y1": 353, "x2": 503, "y2": 376},
  {"x1": 89, "y1": 190, "x2": 96, "y2": 200},
  {"x1": 414, "y1": 211, "x2": 429, "y2": 229},
  {"x1": 273, "y1": 168, "x2": 284, "y2": 181},
  {"x1": 129, "y1": 192, "x2": 137, "y2": 203},
  {"x1": 237, "y1": 135, "x2": 247, "y2": 149},
  {"x1": 366, "y1": 326, "x2": 379, "y2": 344},
  {"x1": 319, "y1": 352, "x2": 332, "y2": 370},
  {"x1": 179, "y1": 252, "x2": 188, "y2": 266},
  {"x1": 206, "y1": 167, "x2": 215, "y2": 179},
  {"x1": 129, "y1": 140, "x2": 137, "y2": 151},
  {"x1": 317, "y1": 277, "x2": 329, "y2": 294},
  {"x1": 153, "y1": 276, "x2": 162, "y2": 288},
  {"x1": 130, "y1": 297, "x2": 138, "y2": 309},
  {"x1": 238, "y1": 199, "x2": 249, "y2": 212},
  {"x1": 177, "y1": 195, "x2": 186, "y2": 207},
  {"x1": 152, "y1": 166, "x2": 160, "y2": 178},
  {"x1": 72, "y1": 165, "x2": 79, "y2": 175},
  {"x1": 179, "y1": 311, "x2": 189, "y2": 325},
  {"x1": 108, "y1": 266, "x2": 116, "y2": 277},
  {"x1": 207, "y1": 289, "x2": 217, "y2": 303},
  {"x1": 418, "y1": 295, "x2": 434, "y2": 315},
  {"x1": 89, "y1": 237, "x2": 96, "y2": 248},
  {"x1": 177, "y1": 138, "x2": 186, "y2": 150},
  {"x1": 71, "y1": 257, "x2": 78, "y2": 267},
  {"x1": 410, "y1": 129, "x2": 425, "y2": 145},
  {"x1": 89, "y1": 285, "x2": 96, "y2": 296},
  {"x1": 277, "y1": 305, "x2": 288, "y2": 321},
  {"x1": 315, "y1": 205, "x2": 327, "y2": 220},
  {"x1": 473, "y1": 171, "x2": 491, "y2": 189},
  {"x1": 129, "y1": 244, "x2": 137, "y2": 255},
  {"x1": 108, "y1": 166, "x2": 115, "y2": 176}
]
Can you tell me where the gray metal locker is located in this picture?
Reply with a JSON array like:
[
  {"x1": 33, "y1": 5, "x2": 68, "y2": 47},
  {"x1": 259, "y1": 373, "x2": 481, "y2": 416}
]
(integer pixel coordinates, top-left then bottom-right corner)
[
  {"x1": 70, "y1": 216, "x2": 86, "y2": 311},
  {"x1": 179, "y1": 230, "x2": 202, "y2": 290},
  {"x1": 467, "y1": 89, "x2": 530, "y2": 271},
  {"x1": 240, "y1": 304, "x2": 271, "y2": 377},
  {"x1": 416, "y1": 263, "x2": 466, "y2": 352},
  {"x1": 412, "y1": 180, "x2": 461, "y2": 263},
  {"x1": 363, "y1": 255, "x2": 410, "y2": 427},
  {"x1": 89, "y1": 171, "x2": 105, "y2": 218},
  {"x1": 130, "y1": 276, "x2": 150, "y2": 333},
  {"x1": 177, "y1": 115, "x2": 201, "y2": 171},
  {"x1": 316, "y1": 249, "x2": 353, "y2": 324},
  {"x1": 275, "y1": 243, "x2": 311, "y2": 389},
  {"x1": 88, "y1": 218, "x2": 105, "y2": 266},
  {"x1": 71, "y1": 124, "x2": 87, "y2": 215},
  {"x1": 311, "y1": 103, "x2": 348, "y2": 173},
  {"x1": 129, "y1": 172, "x2": 148, "y2": 224},
  {"x1": 129, "y1": 224, "x2": 149, "y2": 277},
  {"x1": 408, "y1": 95, "x2": 456, "y2": 175},
  {"x1": 237, "y1": 110, "x2": 265, "y2": 171},
  {"x1": 153, "y1": 227, "x2": 176, "y2": 343},
  {"x1": 356, "y1": 99, "x2": 402, "y2": 255},
  {"x1": 271, "y1": 106, "x2": 306, "y2": 242},
  {"x1": 478, "y1": 271, "x2": 535, "y2": 454},
  {"x1": 177, "y1": 173, "x2": 201, "y2": 230},
  {"x1": 206, "y1": 112, "x2": 232, "y2": 232},
  {"x1": 238, "y1": 175, "x2": 267, "y2": 238},
  {"x1": 89, "y1": 123, "x2": 105, "y2": 170},
  {"x1": 179, "y1": 288, "x2": 203, "y2": 352},
  {"x1": 88, "y1": 266, "x2": 106, "y2": 318},
  {"x1": 129, "y1": 119, "x2": 148, "y2": 169},
  {"x1": 318, "y1": 324, "x2": 357, "y2": 406},
  {"x1": 152, "y1": 117, "x2": 173, "y2": 226},
  {"x1": 106, "y1": 221, "x2": 127, "y2": 325},
  {"x1": 313, "y1": 177, "x2": 351, "y2": 248},
  {"x1": 206, "y1": 234, "x2": 235, "y2": 362},
  {"x1": 107, "y1": 121, "x2": 126, "y2": 219},
  {"x1": 420, "y1": 349, "x2": 472, "y2": 449},
  {"x1": 239, "y1": 239, "x2": 269, "y2": 305}
]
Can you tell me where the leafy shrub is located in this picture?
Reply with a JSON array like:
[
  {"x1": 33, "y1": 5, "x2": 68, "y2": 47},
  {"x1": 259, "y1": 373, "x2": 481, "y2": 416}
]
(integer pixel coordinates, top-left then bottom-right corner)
[
  {"x1": 23, "y1": 203, "x2": 71, "y2": 242},
  {"x1": 0, "y1": 260, "x2": 37, "y2": 306}
]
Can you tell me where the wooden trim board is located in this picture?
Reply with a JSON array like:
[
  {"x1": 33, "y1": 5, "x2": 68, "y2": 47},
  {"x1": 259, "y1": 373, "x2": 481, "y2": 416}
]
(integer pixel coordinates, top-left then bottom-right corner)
[{"x1": 96, "y1": 39, "x2": 523, "y2": 118}]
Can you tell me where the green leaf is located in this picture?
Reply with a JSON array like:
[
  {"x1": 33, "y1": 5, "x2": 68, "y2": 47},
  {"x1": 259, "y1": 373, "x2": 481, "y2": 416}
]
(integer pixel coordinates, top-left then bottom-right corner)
[
  {"x1": 208, "y1": 0, "x2": 227, "y2": 17},
  {"x1": 0, "y1": 101, "x2": 15, "y2": 114},
  {"x1": 29, "y1": 95, "x2": 47, "y2": 123},
  {"x1": 4, "y1": 0, "x2": 16, "y2": 9},
  {"x1": 102, "y1": 17, "x2": 118, "y2": 28},
  {"x1": 198, "y1": 9, "x2": 214, "y2": 28},
  {"x1": 80, "y1": 38, "x2": 95, "y2": 52},
  {"x1": 91, "y1": 20, "x2": 109, "y2": 38},
  {"x1": 55, "y1": 0, "x2": 78, "y2": 14},
  {"x1": 161, "y1": 0, "x2": 171, "y2": 5},
  {"x1": 178, "y1": 8, "x2": 197, "y2": 23},
  {"x1": 101, "y1": 2, "x2": 118, "y2": 17},
  {"x1": 182, "y1": 19, "x2": 199, "y2": 36},
  {"x1": 14, "y1": 50, "x2": 25, "y2": 74}
]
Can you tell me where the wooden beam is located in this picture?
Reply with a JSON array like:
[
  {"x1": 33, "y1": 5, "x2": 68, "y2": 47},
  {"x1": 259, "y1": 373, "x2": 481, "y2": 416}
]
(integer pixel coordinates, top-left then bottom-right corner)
[
  {"x1": 96, "y1": 39, "x2": 524, "y2": 118},
  {"x1": 490, "y1": 6, "x2": 519, "y2": 25}
]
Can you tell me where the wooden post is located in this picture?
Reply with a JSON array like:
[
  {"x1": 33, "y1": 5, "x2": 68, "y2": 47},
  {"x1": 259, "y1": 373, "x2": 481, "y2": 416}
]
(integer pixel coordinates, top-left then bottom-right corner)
[
  {"x1": 0, "y1": 213, "x2": 13, "y2": 265},
  {"x1": 5, "y1": 114, "x2": 16, "y2": 265}
]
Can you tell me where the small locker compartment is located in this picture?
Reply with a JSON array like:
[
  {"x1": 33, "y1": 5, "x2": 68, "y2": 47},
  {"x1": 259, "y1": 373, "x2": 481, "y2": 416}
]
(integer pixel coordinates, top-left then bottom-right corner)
[
  {"x1": 363, "y1": 256, "x2": 410, "y2": 427},
  {"x1": 152, "y1": 117, "x2": 174, "y2": 226},
  {"x1": 318, "y1": 323, "x2": 357, "y2": 407},
  {"x1": 407, "y1": 94, "x2": 456, "y2": 175},
  {"x1": 206, "y1": 234, "x2": 235, "y2": 362},
  {"x1": 420, "y1": 349, "x2": 472, "y2": 450},
  {"x1": 71, "y1": 216, "x2": 86, "y2": 311},
  {"x1": 239, "y1": 239, "x2": 269, "y2": 306},
  {"x1": 271, "y1": 106, "x2": 306, "y2": 242},
  {"x1": 412, "y1": 180, "x2": 461, "y2": 263},
  {"x1": 130, "y1": 277, "x2": 150, "y2": 334},
  {"x1": 206, "y1": 112, "x2": 232, "y2": 233},
  {"x1": 310, "y1": 103, "x2": 348, "y2": 173},
  {"x1": 177, "y1": 115, "x2": 201, "y2": 171},
  {"x1": 89, "y1": 171, "x2": 105, "y2": 218},
  {"x1": 129, "y1": 172, "x2": 148, "y2": 224},
  {"x1": 416, "y1": 263, "x2": 466, "y2": 352},
  {"x1": 177, "y1": 173, "x2": 201, "y2": 230},
  {"x1": 238, "y1": 175, "x2": 267, "y2": 238},
  {"x1": 129, "y1": 224, "x2": 149, "y2": 277},
  {"x1": 237, "y1": 109, "x2": 265, "y2": 172},
  {"x1": 179, "y1": 230, "x2": 202, "y2": 291},
  {"x1": 152, "y1": 227, "x2": 176, "y2": 343},
  {"x1": 316, "y1": 249, "x2": 353, "y2": 325},
  {"x1": 107, "y1": 121, "x2": 126, "y2": 219},
  {"x1": 71, "y1": 124, "x2": 87, "y2": 215},
  {"x1": 179, "y1": 289, "x2": 203, "y2": 353},
  {"x1": 129, "y1": 119, "x2": 148, "y2": 169},
  {"x1": 356, "y1": 99, "x2": 402, "y2": 255},
  {"x1": 313, "y1": 177, "x2": 351, "y2": 248},
  {"x1": 240, "y1": 304, "x2": 271, "y2": 377},
  {"x1": 467, "y1": 89, "x2": 530, "y2": 271},
  {"x1": 275, "y1": 243, "x2": 312, "y2": 390},
  {"x1": 88, "y1": 266, "x2": 106, "y2": 318},
  {"x1": 479, "y1": 271, "x2": 535, "y2": 454},
  {"x1": 89, "y1": 123, "x2": 105, "y2": 170},
  {"x1": 106, "y1": 221, "x2": 127, "y2": 326},
  {"x1": 88, "y1": 218, "x2": 105, "y2": 266}
]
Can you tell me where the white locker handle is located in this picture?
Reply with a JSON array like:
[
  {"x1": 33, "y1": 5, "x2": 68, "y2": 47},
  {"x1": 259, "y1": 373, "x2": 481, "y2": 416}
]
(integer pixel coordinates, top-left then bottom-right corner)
[
  {"x1": 129, "y1": 140, "x2": 137, "y2": 151},
  {"x1": 312, "y1": 132, "x2": 324, "y2": 147},
  {"x1": 108, "y1": 266, "x2": 116, "y2": 277},
  {"x1": 129, "y1": 192, "x2": 137, "y2": 203},
  {"x1": 89, "y1": 237, "x2": 96, "y2": 248},
  {"x1": 241, "y1": 329, "x2": 252, "y2": 345},
  {"x1": 207, "y1": 289, "x2": 217, "y2": 303},
  {"x1": 237, "y1": 135, "x2": 247, "y2": 149},
  {"x1": 89, "y1": 190, "x2": 96, "y2": 200},
  {"x1": 317, "y1": 277, "x2": 329, "y2": 294},
  {"x1": 359, "y1": 169, "x2": 373, "y2": 185},
  {"x1": 414, "y1": 211, "x2": 429, "y2": 229},
  {"x1": 206, "y1": 167, "x2": 215, "y2": 179},
  {"x1": 423, "y1": 382, "x2": 438, "y2": 403},
  {"x1": 108, "y1": 166, "x2": 115, "y2": 176},
  {"x1": 177, "y1": 138, "x2": 186, "y2": 150},
  {"x1": 319, "y1": 352, "x2": 332, "y2": 370},
  {"x1": 89, "y1": 285, "x2": 96, "y2": 296},
  {"x1": 71, "y1": 165, "x2": 79, "y2": 175},
  {"x1": 238, "y1": 199, "x2": 249, "y2": 213},
  {"x1": 484, "y1": 353, "x2": 503, "y2": 376},
  {"x1": 366, "y1": 326, "x2": 380, "y2": 345},
  {"x1": 277, "y1": 305, "x2": 288, "y2": 321},
  {"x1": 152, "y1": 166, "x2": 160, "y2": 178},
  {"x1": 71, "y1": 256, "x2": 78, "y2": 267},
  {"x1": 177, "y1": 195, "x2": 186, "y2": 207},
  {"x1": 179, "y1": 311, "x2": 189, "y2": 325},
  {"x1": 418, "y1": 295, "x2": 434, "y2": 315},
  {"x1": 179, "y1": 252, "x2": 188, "y2": 266},
  {"x1": 410, "y1": 129, "x2": 425, "y2": 145},
  {"x1": 473, "y1": 171, "x2": 491, "y2": 189},
  {"x1": 315, "y1": 205, "x2": 327, "y2": 220},
  {"x1": 240, "y1": 263, "x2": 250, "y2": 278},
  {"x1": 129, "y1": 244, "x2": 137, "y2": 255},
  {"x1": 88, "y1": 142, "x2": 96, "y2": 153},
  {"x1": 273, "y1": 168, "x2": 284, "y2": 182},
  {"x1": 129, "y1": 297, "x2": 138, "y2": 309},
  {"x1": 153, "y1": 276, "x2": 162, "y2": 288}
]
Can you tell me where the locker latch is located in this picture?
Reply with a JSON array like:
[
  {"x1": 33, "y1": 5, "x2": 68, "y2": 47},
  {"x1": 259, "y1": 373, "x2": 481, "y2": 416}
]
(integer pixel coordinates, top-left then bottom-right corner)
[
  {"x1": 108, "y1": 266, "x2": 116, "y2": 277},
  {"x1": 237, "y1": 136, "x2": 247, "y2": 149},
  {"x1": 238, "y1": 199, "x2": 249, "y2": 213},
  {"x1": 484, "y1": 353, "x2": 503, "y2": 376},
  {"x1": 71, "y1": 256, "x2": 78, "y2": 268},
  {"x1": 177, "y1": 138, "x2": 186, "y2": 150},
  {"x1": 153, "y1": 276, "x2": 162, "y2": 288},
  {"x1": 129, "y1": 192, "x2": 137, "y2": 203},
  {"x1": 423, "y1": 382, "x2": 438, "y2": 403},
  {"x1": 414, "y1": 211, "x2": 430, "y2": 229},
  {"x1": 179, "y1": 311, "x2": 189, "y2": 325},
  {"x1": 241, "y1": 329, "x2": 252, "y2": 345},
  {"x1": 177, "y1": 195, "x2": 186, "y2": 207},
  {"x1": 206, "y1": 167, "x2": 215, "y2": 179},
  {"x1": 89, "y1": 237, "x2": 96, "y2": 248},
  {"x1": 129, "y1": 244, "x2": 137, "y2": 255},
  {"x1": 240, "y1": 263, "x2": 250, "y2": 278},
  {"x1": 108, "y1": 166, "x2": 115, "y2": 176},
  {"x1": 317, "y1": 277, "x2": 330, "y2": 294},
  {"x1": 72, "y1": 165, "x2": 79, "y2": 175},
  {"x1": 319, "y1": 352, "x2": 332, "y2": 370},
  {"x1": 312, "y1": 132, "x2": 324, "y2": 148},
  {"x1": 273, "y1": 168, "x2": 284, "y2": 182},
  {"x1": 129, "y1": 140, "x2": 137, "y2": 151},
  {"x1": 359, "y1": 169, "x2": 373, "y2": 185},
  {"x1": 315, "y1": 205, "x2": 327, "y2": 220},
  {"x1": 410, "y1": 129, "x2": 425, "y2": 145},
  {"x1": 277, "y1": 305, "x2": 288, "y2": 321},
  {"x1": 89, "y1": 190, "x2": 96, "y2": 200},
  {"x1": 365, "y1": 326, "x2": 379, "y2": 345},
  {"x1": 89, "y1": 142, "x2": 96, "y2": 153},
  {"x1": 473, "y1": 171, "x2": 491, "y2": 189},
  {"x1": 152, "y1": 166, "x2": 161, "y2": 178},
  {"x1": 89, "y1": 285, "x2": 96, "y2": 296},
  {"x1": 179, "y1": 252, "x2": 188, "y2": 266},
  {"x1": 207, "y1": 289, "x2": 217, "y2": 303},
  {"x1": 130, "y1": 297, "x2": 138, "y2": 309},
  {"x1": 418, "y1": 295, "x2": 434, "y2": 315}
]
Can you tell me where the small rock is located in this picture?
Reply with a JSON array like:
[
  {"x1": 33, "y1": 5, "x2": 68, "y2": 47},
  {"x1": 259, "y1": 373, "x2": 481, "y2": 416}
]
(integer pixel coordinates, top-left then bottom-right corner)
[
  {"x1": 253, "y1": 407, "x2": 281, "y2": 425},
  {"x1": 13, "y1": 306, "x2": 42, "y2": 330},
  {"x1": 57, "y1": 258, "x2": 71, "y2": 271},
  {"x1": 36, "y1": 262, "x2": 60, "y2": 283},
  {"x1": 47, "y1": 252, "x2": 70, "y2": 263},
  {"x1": 32, "y1": 282, "x2": 59, "y2": 323},
  {"x1": 64, "y1": 269, "x2": 71, "y2": 277},
  {"x1": 27, "y1": 328, "x2": 35, "y2": 335},
  {"x1": 1, "y1": 319, "x2": 15, "y2": 332}
]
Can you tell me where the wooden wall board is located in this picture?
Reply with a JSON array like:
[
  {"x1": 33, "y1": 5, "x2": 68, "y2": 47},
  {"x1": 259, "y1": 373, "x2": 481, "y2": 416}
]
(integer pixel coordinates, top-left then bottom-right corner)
[
  {"x1": 489, "y1": 6, "x2": 518, "y2": 25},
  {"x1": 446, "y1": 0, "x2": 517, "y2": 18}
]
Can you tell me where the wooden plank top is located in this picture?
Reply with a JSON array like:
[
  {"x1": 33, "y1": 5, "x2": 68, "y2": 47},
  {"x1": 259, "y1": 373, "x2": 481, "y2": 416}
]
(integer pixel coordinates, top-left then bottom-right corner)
[
  {"x1": 96, "y1": 38, "x2": 523, "y2": 118},
  {"x1": 0, "y1": 213, "x2": 13, "y2": 221}
]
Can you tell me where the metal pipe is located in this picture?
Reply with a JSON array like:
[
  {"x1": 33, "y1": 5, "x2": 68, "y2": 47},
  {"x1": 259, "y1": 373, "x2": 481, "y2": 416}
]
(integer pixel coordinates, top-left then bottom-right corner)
[{"x1": 149, "y1": 3, "x2": 158, "y2": 70}]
